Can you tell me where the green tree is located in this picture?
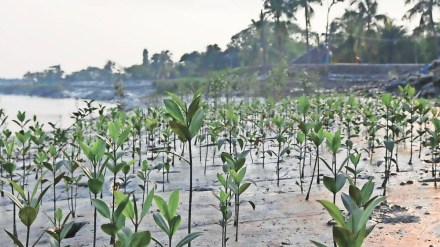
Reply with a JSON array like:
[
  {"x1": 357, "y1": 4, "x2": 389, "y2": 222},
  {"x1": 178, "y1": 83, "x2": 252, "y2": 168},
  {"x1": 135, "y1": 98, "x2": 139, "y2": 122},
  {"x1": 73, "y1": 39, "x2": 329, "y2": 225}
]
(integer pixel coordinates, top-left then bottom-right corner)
[
  {"x1": 252, "y1": 10, "x2": 269, "y2": 66},
  {"x1": 404, "y1": 0, "x2": 440, "y2": 56},
  {"x1": 291, "y1": 0, "x2": 323, "y2": 50},
  {"x1": 264, "y1": 0, "x2": 294, "y2": 55}
]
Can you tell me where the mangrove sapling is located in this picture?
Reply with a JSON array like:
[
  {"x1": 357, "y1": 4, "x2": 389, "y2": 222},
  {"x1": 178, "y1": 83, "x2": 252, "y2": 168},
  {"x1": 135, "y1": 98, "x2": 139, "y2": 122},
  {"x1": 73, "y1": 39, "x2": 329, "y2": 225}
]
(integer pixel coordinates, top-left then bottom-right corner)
[
  {"x1": 306, "y1": 126, "x2": 324, "y2": 200},
  {"x1": 322, "y1": 130, "x2": 347, "y2": 204},
  {"x1": 297, "y1": 97, "x2": 311, "y2": 178},
  {"x1": 130, "y1": 108, "x2": 144, "y2": 169},
  {"x1": 382, "y1": 140, "x2": 395, "y2": 196},
  {"x1": 362, "y1": 105, "x2": 380, "y2": 165},
  {"x1": 311, "y1": 179, "x2": 385, "y2": 247},
  {"x1": 114, "y1": 189, "x2": 154, "y2": 233},
  {"x1": 220, "y1": 151, "x2": 255, "y2": 242},
  {"x1": 0, "y1": 109, "x2": 7, "y2": 196},
  {"x1": 212, "y1": 164, "x2": 234, "y2": 247},
  {"x1": 120, "y1": 161, "x2": 136, "y2": 193},
  {"x1": 400, "y1": 85, "x2": 418, "y2": 164},
  {"x1": 3, "y1": 139, "x2": 18, "y2": 236},
  {"x1": 136, "y1": 160, "x2": 158, "y2": 206},
  {"x1": 416, "y1": 98, "x2": 431, "y2": 159},
  {"x1": 62, "y1": 154, "x2": 83, "y2": 218},
  {"x1": 2, "y1": 176, "x2": 51, "y2": 247},
  {"x1": 104, "y1": 119, "x2": 132, "y2": 245},
  {"x1": 345, "y1": 151, "x2": 362, "y2": 186},
  {"x1": 255, "y1": 118, "x2": 269, "y2": 168},
  {"x1": 79, "y1": 139, "x2": 107, "y2": 247},
  {"x1": 294, "y1": 131, "x2": 306, "y2": 192},
  {"x1": 45, "y1": 208, "x2": 75, "y2": 247},
  {"x1": 15, "y1": 130, "x2": 31, "y2": 187},
  {"x1": 44, "y1": 145, "x2": 68, "y2": 225},
  {"x1": 428, "y1": 119, "x2": 440, "y2": 187},
  {"x1": 153, "y1": 190, "x2": 202, "y2": 247},
  {"x1": 91, "y1": 192, "x2": 131, "y2": 247},
  {"x1": 266, "y1": 116, "x2": 291, "y2": 187},
  {"x1": 145, "y1": 115, "x2": 159, "y2": 160},
  {"x1": 163, "y1": 89, "x2": 205, "y2": 244}
]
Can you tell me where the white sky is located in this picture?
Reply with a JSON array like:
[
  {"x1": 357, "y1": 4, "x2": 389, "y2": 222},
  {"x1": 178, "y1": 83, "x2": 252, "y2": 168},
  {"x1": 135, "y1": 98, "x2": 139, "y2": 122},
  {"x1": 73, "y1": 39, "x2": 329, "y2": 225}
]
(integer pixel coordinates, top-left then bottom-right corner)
[{"x1": 0, "y1": 0, "x2": 426, "y2": 78}]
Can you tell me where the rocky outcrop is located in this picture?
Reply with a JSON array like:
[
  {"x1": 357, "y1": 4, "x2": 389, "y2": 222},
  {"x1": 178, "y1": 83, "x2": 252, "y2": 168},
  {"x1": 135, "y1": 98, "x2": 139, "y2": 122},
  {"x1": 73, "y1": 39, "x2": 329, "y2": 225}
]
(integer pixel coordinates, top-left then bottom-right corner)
[{"x1": 385, "y1": 60, "x2": 440, "y2": 97}]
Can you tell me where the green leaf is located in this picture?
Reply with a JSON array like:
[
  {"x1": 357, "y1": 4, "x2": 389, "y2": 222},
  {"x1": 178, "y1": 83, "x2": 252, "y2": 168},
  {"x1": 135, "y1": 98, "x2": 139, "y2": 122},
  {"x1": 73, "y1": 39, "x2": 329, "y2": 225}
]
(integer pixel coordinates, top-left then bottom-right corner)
[
  {"x1": 189, "y1": 110, "x2": 204, "y2": 139},
  {"x1": 384, "y1": 140, "x2": 394, "y2": 152},
  {"x1": 310, "y1": 241, "x2": 328, "y2": 247},
  {"x1": 114, "y1": 192, "x2": 135, "y2": 220},
  {"x1": 60, "y1": 221, "x2": 74, "y2": 240},
  {"x1": 153, "y1": 213, "x2": 170, "y2": 236},
  {"x1": 154, "y1": 195, "x2": 170, "y2": 221},
  {"x1": 333, "y1": 226, "x2": 356, "y2": 247},
  {"x1": 169, "y1": 120, "x2": 191, "y2": 142},
  {"x1": 166, "y1": 92, "x2": 187, "y2": 111},
  {"x1": 10, "y1": 180, "x2": 26, "y2": 201},
  {"x1": 239, "y1": 183, "x2": 251, "y2": 195},
  {"x1": 335, "y1": 174, "x2": 346, "y2": 193},
  {"x1": 88, "y1": 178, "x2": 104, "y2": 195},
  {"x1": 91, "y1": 199, "x2": 110, "y2": 219},
  {"x1": 141, "y1": 189, "x2": 155, "y2": 220},
  {"x1": 187, "y1": 95, "x2": 201, "y2": 122},
  {"x1": 168, "y1": 189, "x2": 180, "y2": 218},
  {"x1": 130, "y1": 231, "x2": 151, "y2": 247},
  {"x1": 169, "y1": 215, "x2": 182, "y2": 236},
  {"x1": 164, "y1": 99, "x2": 185, "y2": 125},
  {"x1": 19, "y1": 205, "x2": 37, "y2": 227},
  {"x1": 358, "y1": 196, "x2": 385, "y2": 231},
  {"x1": 318, "y1": 200, "x2": 345, "y2": 227},
  {"x1": 4, "y1": 229, "x2": 24, "y2": 247},
  {"x1": 176, "y1": 232, "x2": 202, "y2": 247},
  {"x1": 101, "y1": 223, "x2": 118, "y2": 236},
  {"x1": 341, "y1": 193, "x2": 356, "y2": 214},
  {"x1": 323, "y1": 176, "x2": 336, "y2": 193}
]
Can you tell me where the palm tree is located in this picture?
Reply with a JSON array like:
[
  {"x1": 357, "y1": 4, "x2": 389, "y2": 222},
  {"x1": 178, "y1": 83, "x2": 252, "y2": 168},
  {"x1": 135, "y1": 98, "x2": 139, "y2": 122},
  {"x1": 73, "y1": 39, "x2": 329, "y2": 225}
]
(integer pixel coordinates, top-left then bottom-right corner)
[
  {"x1": 291, "y1": 0, "x2": 323, "y2": 50},
  {"x1": 264, "y1": 0, "x2": 294, "y2": 55},
  {"x1": 404, "y1": 0, "x2": 440, "y2": 56},
  {"x1": 379, "y1": 18, "x2": 408, "y2": 63},
  {"x1": 324, "y1": 0, "x2": 345, "y2": 44},
  {"x1": 346, "y1": 0, "x2": 386, "y2": 31},
  {"x1": 338, "y1": 0, "x2": 385, "y2": 62},
  {"x1": 252, "y1": 10, "x2": 268, "y2": 66}
]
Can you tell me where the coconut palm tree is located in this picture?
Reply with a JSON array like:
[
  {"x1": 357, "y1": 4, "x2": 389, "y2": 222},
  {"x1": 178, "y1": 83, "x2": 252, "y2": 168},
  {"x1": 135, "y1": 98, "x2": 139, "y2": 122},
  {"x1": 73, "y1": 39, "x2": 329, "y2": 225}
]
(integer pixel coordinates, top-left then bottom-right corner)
[
  {"x1": 346, "y1": 0, "x2": 386, "y2": 31},
  {"x1": 252, "y1": 10, "x2": 269, "y2": 66},
  {"x1": 379, "y1": 18, "x2": 408, "y2": 63},
  {"x1": 263, "y1": 0, "x2": 294, "y2": 55},
  {"x1": 404, "y1": 0, "x2": 440, "y2": 55},
  {"x1": 291, "y1": 0, "x2": 323, "y2": 50}
]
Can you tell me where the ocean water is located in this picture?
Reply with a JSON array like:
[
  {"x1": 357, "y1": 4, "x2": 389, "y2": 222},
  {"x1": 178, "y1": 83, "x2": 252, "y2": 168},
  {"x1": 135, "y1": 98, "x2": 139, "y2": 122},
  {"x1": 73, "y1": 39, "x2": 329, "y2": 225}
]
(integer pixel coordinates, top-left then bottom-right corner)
[{"x1": 0, "y1": 94, "x2": 110, "y2": 131}]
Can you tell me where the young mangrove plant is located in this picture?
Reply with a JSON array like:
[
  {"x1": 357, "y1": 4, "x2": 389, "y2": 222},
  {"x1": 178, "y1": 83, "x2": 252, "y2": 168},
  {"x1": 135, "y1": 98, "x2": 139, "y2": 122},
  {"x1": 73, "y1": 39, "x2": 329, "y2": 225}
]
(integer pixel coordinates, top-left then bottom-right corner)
[
  {"x1": 213, "y1": 160, "x2": 234, "y2": 247},
  {"x1": 104, "y1": 118, "x2": 132, "y2": 244},
  {"x1": 220, "y1": 151, "x2": 255, "y2": 242},
  {"x1": 267, "y1": 116, "x2": 291, "y2": 187},
  {"x1": 163, "y1": 89, "x2": 204, "y2": 243},
  {"x1": 153, "y1": 189, "x2": 202, "y2": 247},
  {"x1": 79, "y1": 139, "x2": 108, "y2": 247},
  {"x1": 399, "y1": 85, "x2": 418, "y2": 165},
  {"x1": 114, "y1": 189, "x2": 154, "y2": 233},
  {"x1": 2, "y1": 176, "x2": 51, "y2": 247},
  {"x1": 306, "y1": 125, "x2": 324, "y2": 200},
  {"x1": 322, "y1": 130, "x2": 347, "y2": 204},
  {"x1": 311, "y1": 179, "x2": 385, "y2": 247},
  {"x1": 45, "y1": 208, "x2": 75, "y2": 247},
  {"x1": 428, "y1": 118, "x2": 440, "y2": 187}
]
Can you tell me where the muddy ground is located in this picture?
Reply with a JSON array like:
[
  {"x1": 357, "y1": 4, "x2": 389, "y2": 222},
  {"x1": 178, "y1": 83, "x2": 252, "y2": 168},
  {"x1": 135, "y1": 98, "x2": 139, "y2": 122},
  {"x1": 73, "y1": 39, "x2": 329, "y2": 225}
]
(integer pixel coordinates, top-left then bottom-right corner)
[{"x1": 0, "y1": 130, "x2": 439, "y2": 247}]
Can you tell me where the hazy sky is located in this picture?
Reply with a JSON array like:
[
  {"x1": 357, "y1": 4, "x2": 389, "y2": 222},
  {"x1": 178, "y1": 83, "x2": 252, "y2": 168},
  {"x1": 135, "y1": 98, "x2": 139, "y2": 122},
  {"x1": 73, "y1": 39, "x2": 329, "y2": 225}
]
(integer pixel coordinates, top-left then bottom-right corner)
[{"x1": 0, "y1": 0, "x2": 422, "y2": 78}]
